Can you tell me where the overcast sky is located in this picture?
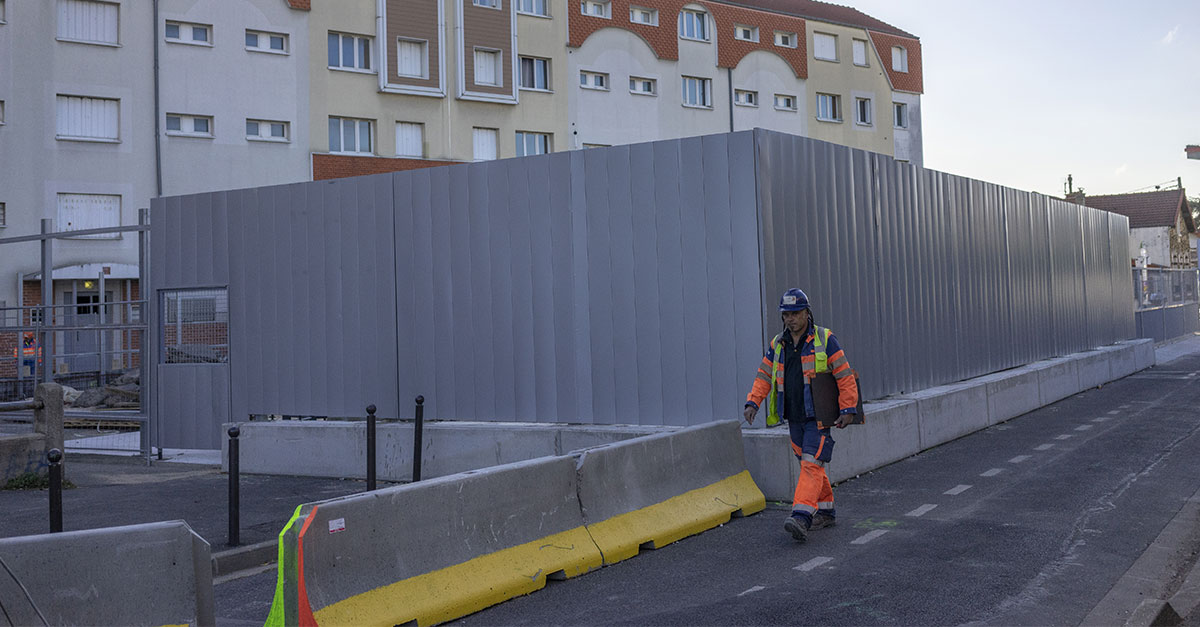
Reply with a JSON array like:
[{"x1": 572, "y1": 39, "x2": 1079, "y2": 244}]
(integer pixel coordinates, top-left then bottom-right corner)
[{"x1": 847, "y1": 0, "x2": 1200, "y2": 198}]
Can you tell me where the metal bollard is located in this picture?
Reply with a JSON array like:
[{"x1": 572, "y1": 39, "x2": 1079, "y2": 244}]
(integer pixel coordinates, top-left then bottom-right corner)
[
  {"x1": 228, "y1": 426, "x2": 240, "y2": 547},
  {"x1": 47, "y1": 448, "x2": 63, "y2": 533},
  {"x1": 413, "y1": 396, "x2": 424, "y2": 483},
  {"x1": 366, "y1": 404, "x2": 377, "y2": 491}
]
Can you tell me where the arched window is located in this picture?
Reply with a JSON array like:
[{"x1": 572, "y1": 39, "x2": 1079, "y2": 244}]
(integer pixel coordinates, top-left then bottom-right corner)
[{"x1": 678, "y1": 8, "x2": 709, "y2": 41}]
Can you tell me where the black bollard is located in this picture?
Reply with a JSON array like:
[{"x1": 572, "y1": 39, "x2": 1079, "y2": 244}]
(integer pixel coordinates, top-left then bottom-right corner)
[
  {"x1": 228, "y1": 426, "x2": 240, "y2": 547},
  {"x1": 47, "y1": 448, "x2": 63, "y2": 533},
  {"x1": 366, "y1": 404, "x2": 377, "y2": 491},
  {"x1": 413, "y1": 396, "x2": 424, "y2": 483}
]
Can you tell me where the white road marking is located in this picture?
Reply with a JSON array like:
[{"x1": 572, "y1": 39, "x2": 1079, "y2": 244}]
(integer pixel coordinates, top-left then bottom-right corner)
[
  {"x1": 1075, "y1": 425, "x2": 1094, "y2": 431},
  {"x1": 981, "y1": 468, "x2": 1004, "y2": 477},
  {"x1": 1093, "y1": 416, "x2": 1112, "y2": 423},
  {"x1": 738, "y1": 586, "x2": 766, "y2": 596},
  {"x1": 1009, "y1": 455, "x2": 1032, "y2": 463},
  {"x1": 1119, "y1": 404, "x2": 1130, "y2": 409},
  {"x1": 1055, "y1": 434, "x2": 1074, "y2": 440},
  {"x1": 852, "y1": 529, "x2": 889, "y2": 545},
  {"x1": 1034, "y1": 444, "x2": 1055, "y2": 451},
  {"x1": 1108, "y1": 410, "x2": 1121, "y2": 415},
  {"x1": 906, "y1": 504, "x2": 938, "y2": 517},
  {"x1": 794, "y1": 557, "x2": 833, "y2": 572},
  {"x1": 944, "y1": 484, "x2": 972, "y2": 495}
]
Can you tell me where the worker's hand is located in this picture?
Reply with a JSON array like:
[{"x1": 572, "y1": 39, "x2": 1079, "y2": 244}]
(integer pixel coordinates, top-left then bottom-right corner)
[
  {"x1": 743, "y1": 405, "x2": 758, "y2": 425},
  {"x1": 834, "y1": 413, "x2": 855, "y2": 429}
]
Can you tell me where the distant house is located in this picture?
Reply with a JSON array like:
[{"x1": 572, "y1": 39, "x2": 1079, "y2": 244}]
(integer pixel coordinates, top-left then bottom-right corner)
[{"x1": 1083, "y1": 189, "x2": 1197, "y2": 268}]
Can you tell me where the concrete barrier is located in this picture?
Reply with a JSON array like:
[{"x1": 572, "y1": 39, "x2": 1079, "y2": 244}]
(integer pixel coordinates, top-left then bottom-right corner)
[
  {"x1": 0, "y1": 520, "x2": 213, "y2": 626},
  {"x1": 978, "y1": 366, "x2": 1043, "y2": 426},
  {"x1": 1076, "y1": 350, "x2": 1113, "y2": 389},
  {"x1": 1033, "y1": 356, "x2": 1081, "y2": 406},
  {"x1": 904, "y1": 380, "x2": 989, "y2": 450},
  {"x1": 573, "y1": 420, "x2": 765, "y2": 564},
  {"x1": 0, "y1": 383, "x2": 64, "y2": 484}
]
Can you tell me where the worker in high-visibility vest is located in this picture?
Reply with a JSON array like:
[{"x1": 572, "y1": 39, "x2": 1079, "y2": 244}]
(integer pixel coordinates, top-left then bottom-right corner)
[
  {"x1": 12, "y1": 332, "x2": 41, "y2": 367},
  {"x1": 743, "y1": 288, "x2": 858, "y2": 543}
]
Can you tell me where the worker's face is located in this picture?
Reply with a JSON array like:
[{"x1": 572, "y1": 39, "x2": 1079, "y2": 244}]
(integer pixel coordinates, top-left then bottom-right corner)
[{"x1": 782, "y1": 309, "x2": 809, "y2": 334}]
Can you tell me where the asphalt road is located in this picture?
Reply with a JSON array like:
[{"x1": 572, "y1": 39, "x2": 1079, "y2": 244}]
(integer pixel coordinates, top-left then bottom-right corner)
[{"x1": 447, "y1": 354, "x2": 1200, "y2": 626}]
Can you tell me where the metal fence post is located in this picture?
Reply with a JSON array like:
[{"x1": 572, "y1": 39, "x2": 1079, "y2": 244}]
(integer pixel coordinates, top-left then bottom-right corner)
[
  {"x1": 47, "y1": 448, "x2": 63, "y2": 533},
  {"x1": 413, "y1": 396, "x2": 424, "y2": 483},
  {"x1": 366, "y1": 404, "x2": 377, "y2": 491},
  {"x1": 39, "y1": 219, "x2": 54, "y2": 384},
  {"x1": 227, "y1": 425, "x2": 240, "y2": 547}
]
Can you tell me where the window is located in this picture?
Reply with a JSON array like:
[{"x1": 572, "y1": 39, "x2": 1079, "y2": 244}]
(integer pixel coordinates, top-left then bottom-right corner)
[
  {"x1": 473, "y1": 0, "x2": 500, "y2": 7},
  {"x1": 161, "y1": 288, "x2": 229, "y2": 364},
  {"x1": 629, "y1": 76, "x2": 656, "y2": 95},
  {"x1": 0, "y1": 0, "x2": 7, "y2": 24},
  {"x1": 774, "y1": 94, "x2": 796, "y2": 111},
  {"x1": 813, "y1": 32, "x2": 837, "y2": 61},
  {"x1": 516, "y1": 131, "x2": 550, "y2": 157},
  {"x1": 852, "y1": 39, "x2": 868, "y2": 66},
  {"x1": 0, "y1": 203, "x2": 6, "y2": 227},
  {"x1": 893, "y1": 102, "x2": 908, "y2": 128},
  {"x1": 396, "y1": 122, "x2": 424, "y2": 157},
  {"x1": 246, "y1": 29, "x2": 287, "y2": 53},
  {"x1": 328, "y1": 116, "x2": 372, "y2": 154},
  {"x1": 57, "y1": 193, "x2": 120, "y2": 239},
  {"x1": 855, "y1": 97, "x2": 872, "y2": 125},
  {"x1": 679, "y1": 9, "x2": 707, "y2": 40},
  {"x1": 165, "y1": 21, "x2": 210, "y2": 45},
  {"x1": 165, "y1": 114, "x2": 213, "y2": 137},
  {"x1": 580, "y1": 70, "x2": 608, "y2": 90},
  {"x1": 396, "y1": 38, "x2": 428, "y2": 78},
  {"x1": 473, "y1": 127, "x2": 498, "y2": 161},
  {"x1": 580, "y1": 0, "x2": 610, "y2": 18},
  {"x1": 892, "y1": 45, "x2": 908, "y2": 72},
  {"x1": 734, "y1": 24, "x2": 757, "y2": 42},
  {"x1": 681, "y1": 76, "x2": 711, "y2": 108},
  {"x1": 520, "y1": 56, "x2": 550, "y2": 90},
  {"x1": 57, "y1": 0, "x2": 118, "y2": 45},
  {"x1": 816, "y1": 93, "x2": 841, "y2": 121},
  {"x1": 0, "y1": 100, "x2": 5, "y2": 125},
  {"x1": 56, "y1": 95, "x2": 119, "y2": 141},
  {"x1": 474, "y1": 48, "x2": 502, "y2": 86},
  {"x1": 328, "y1": 31, "x2": 373, "y2": 71},
  {"x1": 774, "y1": 31, "x2": 796, "y2": 48},
  {"x1": 246, "y1": 119, "x2": 288, "y2": 142},
  {"x1": 733, "y1": 89, "x2": 757, "y2": 107},
  {"x1": 629, "y1": 6, "x2": 656, "y2": 25},
  {"x1": 517, "y1": 0, "x2": 548, "y2": 16}
]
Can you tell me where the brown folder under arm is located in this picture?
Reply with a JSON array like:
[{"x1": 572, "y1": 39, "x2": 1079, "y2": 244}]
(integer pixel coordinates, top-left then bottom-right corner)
[{"x1": 811, "y1": 371, "x2": 866, "y2": 429}]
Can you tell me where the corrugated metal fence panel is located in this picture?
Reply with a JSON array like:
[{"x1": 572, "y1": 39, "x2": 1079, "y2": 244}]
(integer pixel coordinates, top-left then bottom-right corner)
[{"x1": 1110, "y1": 214, "x2": 1136, "y2": 339}]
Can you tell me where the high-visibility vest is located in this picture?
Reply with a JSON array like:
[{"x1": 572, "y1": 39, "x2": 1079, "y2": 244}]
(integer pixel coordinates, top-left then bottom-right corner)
[{"x1": 765, "y1": 326, "x2": 832, "y2": 427}]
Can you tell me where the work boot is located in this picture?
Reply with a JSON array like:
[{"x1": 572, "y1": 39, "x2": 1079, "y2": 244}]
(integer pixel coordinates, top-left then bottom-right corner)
[
  {"x1": 783, "y1": 516, "x2": 809, "y2": 543},
  {"x1": 811, "y1": 513, "x2": 836, "y2": 529}
]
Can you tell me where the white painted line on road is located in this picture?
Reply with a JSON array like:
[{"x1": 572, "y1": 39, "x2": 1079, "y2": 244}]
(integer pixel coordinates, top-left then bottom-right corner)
[
  {"x1": 852, "y1": 530, "x2": 889, "y2": 545},
  {"x1": 1108, "y1": 410, "x2": 1121, "y2": 415},
  {"x1": 944, "y1": 484, "x2": 972, "y2": 495},
  {"x1": 1092, "y1": 416, "x2": 1112, "y2": 423},
  {"x1": 906, "y1": 504, "x2": 938, "y2": 517},
  {"x1": 1035, "y1": 444, "x2": 1055, "y2": 451},
  {"x1": 794, "y1": 557, "x2": 833, "y2": 572},
  {"x1": 981, "y1": 468, "x2": 1004, "y2": 477},
  {"x1": 1055, "y1": 434, "x2": 1074, "y2": 440},
  {"x1": 737, "y1": 585, "x2": 766, "y2": 596},
  {"x1": 1075, "y1": 425, "x2": 1094, "y2": 431},
  {"x1": 1009, "y1": 455, "x2": 1032, "y2": 463}
]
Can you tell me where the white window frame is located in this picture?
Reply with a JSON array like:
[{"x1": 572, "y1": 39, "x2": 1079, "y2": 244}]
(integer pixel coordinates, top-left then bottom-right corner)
[
  {"x1": 678, "y1": 9, "x2": 708, "y2": 41},
  {"x1": 517, "y1": 0, "x2": 549, "y2": 16},
  {"x1": 515, "y1": 131, "x2": 551, "y2": 157},
  {"x1": 473, "y1": 47, "x2": 503, "y2": 86},
  {"x1": 56, "y1": 193, "x2": 121, "y2": 240},
  {"x1": 473, "y1": 0, "x2": 501, "y2": 8},
  {"x1": 246, "y1": 29, "x2": 288, "y2": 54},
  {"x1": 520, "y1": 56, "x2": 551, "y2": 91},
  {"x1": 852, "y1": 38, "x2": 868, "y2": 66},
  {"x1": 681, "y1": 75, "x2": 711, "y2": 108},
  {"x1": 328, "y1": 116, "x2": 373, "y2": 154},
  {"x1": 579, "y1": 70, "x2": 608, "y2": 91},
  {"x1": 164, "y1": 20, "x2": 211, "y2": 47},
  {"x1": 0, "y1": 202, "x2": 6, "y2": 227},
  {"x1": 328, "y1": 31, "x2": 374, "y2": 73},
  {"x1": 892, "y1": 45, "x2": 909, "y2": 72},
  {"x1": 396, "y1": 38, "x2": 429, "y2": 79},
  {"x1": 629, "y1": 76, "x2": 656, "y2": 96},
  {"x1": 774, "y1": 31, "x2": 796, "y2": 48},
  {"x1": 473, "y1": 127, "x2": 499, "y2": 161},
  {"x1": 0, "y1": 0, "x2": 6, "y2": 25},
  {"x1": 246, "y1": 119, "x2": 289, "y2": 142},
  {"x1": 734, "y1": 24, "x2": 758, "y2": 42},
  {"x1": 629, "y1": 6, "x2": 657, "y2": 25},
  {"x1": 56, "y1": 95, "x2": 120, "y2": 142},
  {"x1": 773, "y1": 93, "x2": 797, "y2": 111},
  {"x1": 816, "y1": 93, "x2": 841, "y2": 122},
  {"x1": 165, "y1": 113, "x2": 213, "y2": 138},
  {"x1": 855, "y1": 97, "x2": 872, "y2": 126},
  {"x1": 893, "y1": 102, "x2": 908, "y2": 129},
  {"x1": 0, "y1": 100, "x2": 7, "y2": 125},
  {"x1": 57, "y1": 0, "x2": 119, "y2": 46},
  {"x1": 813, "y1": 32, "x2": 837, "y2": 61},
  {"x1": 733, "y1": 89, "x2": 757, "y2": 107},
  {"x1": 395, "y1": 121, "x2": 424, "y2": 158},
  {"x1": 580, "y1": 0, "x2": 611, "y2": 18}
]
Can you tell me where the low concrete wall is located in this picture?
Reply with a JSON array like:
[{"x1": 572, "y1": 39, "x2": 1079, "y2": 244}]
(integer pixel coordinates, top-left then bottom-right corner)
[
  {"x1": 0, "y1": 520, "x2": 213, "y2": 626},
  {"x1": 0, "y1": 384, "x2": 65, "y2": 484}
]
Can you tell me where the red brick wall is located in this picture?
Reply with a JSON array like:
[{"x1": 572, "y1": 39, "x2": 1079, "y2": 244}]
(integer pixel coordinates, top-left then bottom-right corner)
[
  {"x1": 868, "y1": 31, "x2": 923, "y2": 93},
  {"x1": 569, "y1": 0, "x2": 689, "y2": 60},
  {"x1": 705, "y1": 2, "x2": 806, "y2": 77},
  {"x1": 286, "y1": 0, "x2": 310, "y2": 10},
  {"x1": 312, "y1": 154, "x2": 461, "y2": 181}
]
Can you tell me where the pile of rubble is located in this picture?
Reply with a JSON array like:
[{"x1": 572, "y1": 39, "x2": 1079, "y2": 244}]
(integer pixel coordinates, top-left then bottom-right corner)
[{"x1": 63, "y1": 370, "x2": 141, "y2": 409}]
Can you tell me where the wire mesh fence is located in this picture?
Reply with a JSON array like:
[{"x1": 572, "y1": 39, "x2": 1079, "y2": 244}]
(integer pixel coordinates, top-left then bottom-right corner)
[{"x1": 1132, "y1": 267, "x2": 1199, "y2": 311}]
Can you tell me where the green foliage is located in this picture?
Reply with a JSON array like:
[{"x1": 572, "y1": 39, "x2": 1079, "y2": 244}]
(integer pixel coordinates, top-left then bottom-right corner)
[{"x1": 3, "y1": 472, "x2": 76, "y2": 490}]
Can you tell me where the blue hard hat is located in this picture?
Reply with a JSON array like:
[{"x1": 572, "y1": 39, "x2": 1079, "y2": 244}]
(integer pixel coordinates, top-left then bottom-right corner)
[{"x1": 778, "y1": 288, "x2": 810, "y2": 312}]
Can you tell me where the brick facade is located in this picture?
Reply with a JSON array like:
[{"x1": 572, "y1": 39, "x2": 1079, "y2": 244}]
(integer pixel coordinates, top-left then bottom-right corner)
[
  {"x1": 313, "y1": 154, "x2": 461, "y2": 180},
  {"x1": 867, "y1": 31, "x2": 923, "y2": 93},
  {"x1": 569, "y1": 0, "x2": 689, "y2": 60},
  {"x1": 705, "y1": 2, "x2": 806, "y2": 77}
]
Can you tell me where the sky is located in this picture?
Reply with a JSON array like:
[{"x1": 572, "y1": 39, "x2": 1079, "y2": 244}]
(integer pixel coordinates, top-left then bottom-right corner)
[{"x1": 845, "y1": 0, "x2": 1200, "y2": 199}]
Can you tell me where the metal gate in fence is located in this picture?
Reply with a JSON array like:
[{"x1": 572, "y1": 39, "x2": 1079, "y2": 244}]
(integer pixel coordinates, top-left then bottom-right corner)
[{"x1": 1132, "y1": 266, "x2": 1200, "y2": 342}]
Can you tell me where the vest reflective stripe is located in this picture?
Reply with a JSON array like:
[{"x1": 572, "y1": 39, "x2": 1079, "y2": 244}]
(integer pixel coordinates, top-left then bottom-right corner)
[{"x1": 765, "y1": 326, "x2": 833, "y2": 427}]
